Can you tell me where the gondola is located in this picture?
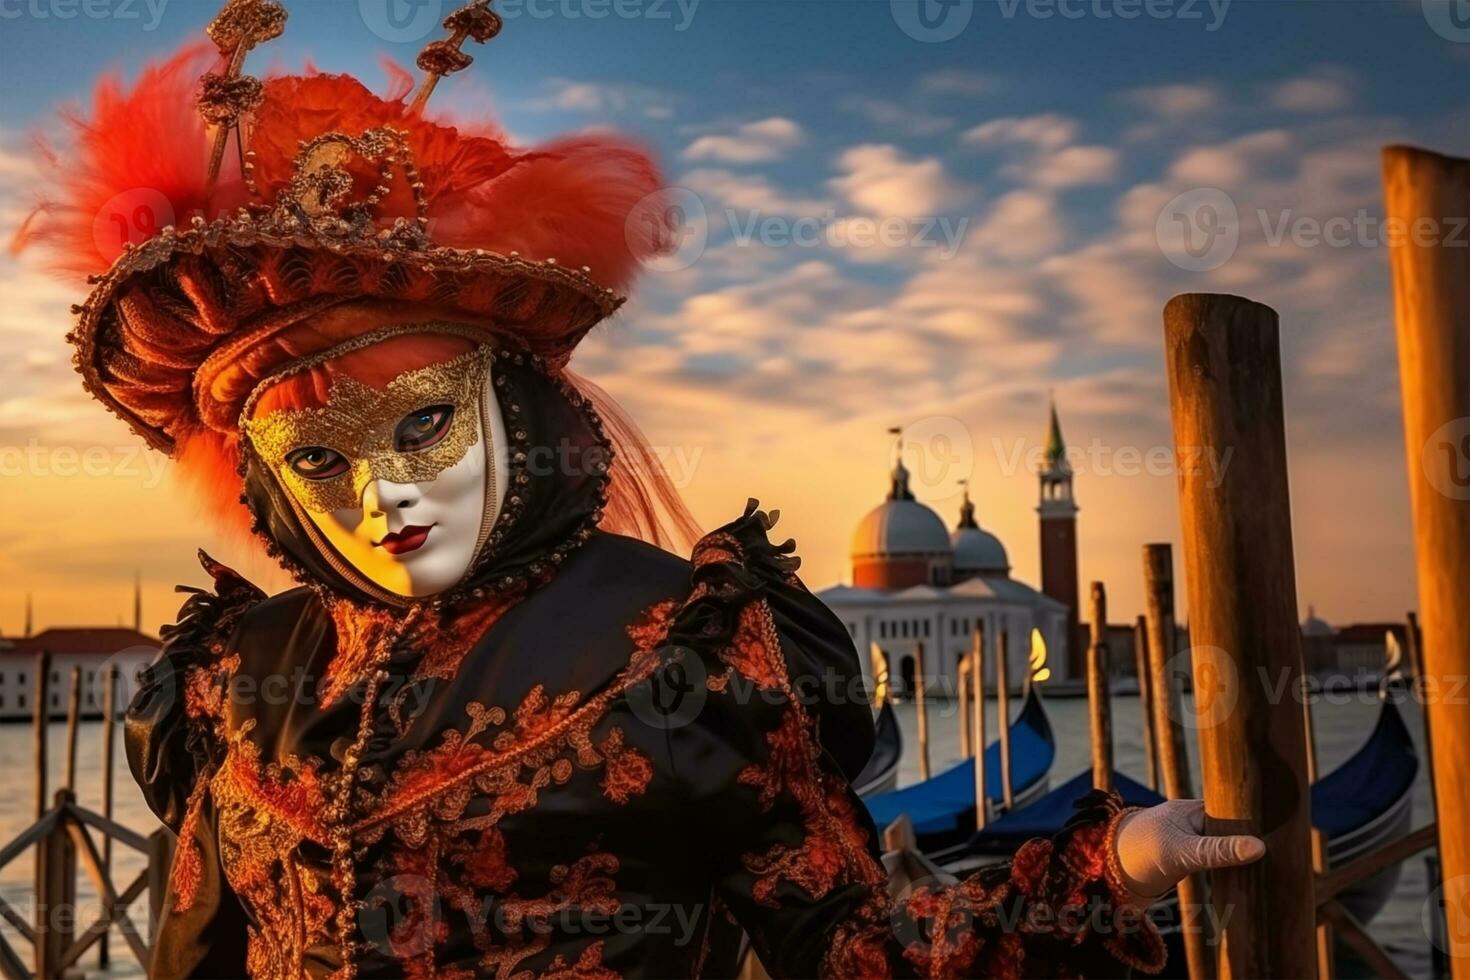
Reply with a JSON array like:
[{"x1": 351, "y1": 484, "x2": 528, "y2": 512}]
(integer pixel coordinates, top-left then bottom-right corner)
[
  {"x1": 853, "y1": 699, "x2": 904, "y2": 797},
  {"x1": 940, "y1": 678, "x2": 1418, "y2": 928},
  {"x1": 863, "y1": 684, "x2": 1057, "y2": 856}
]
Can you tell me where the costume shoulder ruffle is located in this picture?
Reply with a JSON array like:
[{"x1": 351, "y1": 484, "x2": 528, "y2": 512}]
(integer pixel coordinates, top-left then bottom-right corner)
[
  {"x1": 663, "y1": 500, "x2": 875, "y2": 784},
  {"x1": 125, "y1": 551, "x2": 265, "y2": 830}
]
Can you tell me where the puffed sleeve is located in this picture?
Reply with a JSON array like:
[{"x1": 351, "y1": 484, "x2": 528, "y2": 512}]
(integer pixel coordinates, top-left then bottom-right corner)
[
  {"x1": 661, "y1": 503, "x2": 1166, "y2": 979},
  {"x1": 125, "y1": 551, "x2": 261, "y2": 979}
]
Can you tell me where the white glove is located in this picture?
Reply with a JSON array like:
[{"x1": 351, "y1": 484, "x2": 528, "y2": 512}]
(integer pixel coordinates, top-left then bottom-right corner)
[{"x1": 1113, "y1": 799, "x2": 1266, "y2": 904}]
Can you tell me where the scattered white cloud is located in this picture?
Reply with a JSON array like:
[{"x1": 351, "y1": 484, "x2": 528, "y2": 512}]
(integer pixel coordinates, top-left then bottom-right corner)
[
  {"x1": 1119, "y1": 83, "x2": 1223, "y2": 119},
  {"x1": 839, "y1": 96, "x2": 953, "y2": 137},
  {"x1": 830, "y1": 144, "x2": 969, "y2": 216},
  {"x1": 962, "y1": 113, "x2": 1078, "y2": 151},
  {"x1": 1269, "y1": 67, "x2": 1355, "y2": 113},
  {"x1": 682, "y1": 117, "x2": 804, "y2": 164},
  {"x1": 679, "y1": 168, "x2": 832, "y2": 216},
  {"x1": 530, "y1": 78, "x2": 676, "y2": 119}
]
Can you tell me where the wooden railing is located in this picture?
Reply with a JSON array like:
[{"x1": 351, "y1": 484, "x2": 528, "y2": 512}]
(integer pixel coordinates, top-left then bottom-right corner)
[
  {"x1": 0, "y1": 652, "x2": 171, "y2": 979},
  {"x1": 0, "y1": 790, "x2": 171, "y2": 980}
]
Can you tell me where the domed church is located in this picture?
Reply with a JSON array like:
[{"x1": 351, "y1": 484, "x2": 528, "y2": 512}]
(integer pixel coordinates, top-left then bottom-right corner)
[{"x1": 818, "y1": 408, "x2": 1080, "y2": 693}]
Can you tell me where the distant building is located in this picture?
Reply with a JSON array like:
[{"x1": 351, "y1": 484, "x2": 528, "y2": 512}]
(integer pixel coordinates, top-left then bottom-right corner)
[
  {"x1": 0, "y1": 627, "x2": 158, "y2": 721},
  {"x1": 819, "y1": 410, "x2": 1077, "y2": 695}
]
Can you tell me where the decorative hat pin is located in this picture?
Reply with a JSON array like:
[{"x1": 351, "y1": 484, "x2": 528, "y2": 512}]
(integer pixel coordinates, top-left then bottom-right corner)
[{"x1": 196, "y1": 0, "x2": 504, "y2": 190}]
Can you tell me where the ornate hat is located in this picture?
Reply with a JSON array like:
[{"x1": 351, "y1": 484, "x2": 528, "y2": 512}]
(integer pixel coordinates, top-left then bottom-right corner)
[{"x1": 18, "y1": 0, "x2": 668, "y2": 456}]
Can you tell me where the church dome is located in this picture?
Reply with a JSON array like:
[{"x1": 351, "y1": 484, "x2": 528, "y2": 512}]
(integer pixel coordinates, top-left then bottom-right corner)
[
  {"x1": 951, "y1": 526, "x2": 1009, "y2": 575},
  {"x1": 850, "y1": 460, "x2": 951, "y2": 559},
  {"x1": 1301, "y1": 605, "x2": 1333, "y2": 638},
  {"x1": 950, "y1": 485, "x2": 1009, "y2": 575}
]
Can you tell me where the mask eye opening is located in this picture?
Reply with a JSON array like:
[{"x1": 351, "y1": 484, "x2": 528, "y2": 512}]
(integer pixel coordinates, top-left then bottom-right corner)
[
  {"x1": 286, "y1": 446, "x2": 350, "y2": 480},
  {"x1": 395, "y1": 405, "x2": 455, "y2": 453}
]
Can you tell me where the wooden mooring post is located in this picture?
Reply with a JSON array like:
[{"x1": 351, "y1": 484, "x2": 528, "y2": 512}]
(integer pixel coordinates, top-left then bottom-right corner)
[
  {"x1": 1383, "y1": 144, "x2": 1470, "y2": 974},
  {"x1": 33, "y1": 652, "x2": 50, "y2": 822},
  {"x1": 101, "y1": 665, "x2": 118, "y2": 968},
  {"x1": 1134, "y1": 614, "x2": 1159, "y2": 791},
  {"x1": 1164, "y1": 292, "x2": 1318, "y2": 979},
  {"x1": 1142, "y1": 543, "x2": 1209, "y2": 979},
  {"x1": 971, "y1": 626, "x2": 988, "y2": 830},
  {"x1": 64, "y1": 667, "x2": 81, "y2": 791},
  {"x1": 912, "y1": 641, "x2": 930, "y2": 781},
  {"x1": 957, "y1": 653, "x2": 973, "y2": 758},
  {"x1": 1087, "y1": 583, "x2": 1113, "y2": 791},
  {"x1": 995, "y1": 627, "x2": 1013, "y2": 811}
]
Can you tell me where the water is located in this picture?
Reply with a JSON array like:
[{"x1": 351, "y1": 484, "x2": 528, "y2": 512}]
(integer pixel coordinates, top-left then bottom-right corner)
[
  {"x1": 0, "y1": 696, "x2": 1441, "y2": 977},
  {"x1": 891, "y1": 691, "x2": 1440, "y2": 978}
]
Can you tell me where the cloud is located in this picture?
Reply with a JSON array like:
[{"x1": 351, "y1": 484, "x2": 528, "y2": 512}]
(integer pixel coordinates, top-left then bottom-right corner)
[
  {"x1": 1030, "y1": 145, "x2": 1120, "y2": 188},
  {"x1": 682, "y1": 118, "x2": 804, "y2": 164},
  {"x1": 1269, "y1": 68, "x2": 1355, "y2": 112},
  {"x1": 1119, "y1": 83, "x2": 1223, "y2": 119},
  {"x1": 830, "y1": 144, "x2": 969, "y2": 216},
  {"x1": 962, "y1": 113, "x2": 1078, "y2": 151},
  {"x1": 678, "y1": 168, "x2": 832, "y2": 216},
  {"x1": 530, "y1": 78, "x2": 676, "y2": 119},
  {"x1": 918, "y1": 70, "x2": 1002, "y2": 99},
  {"x1": 839, "y1": 96, "x2": 953, "y2": 137}
]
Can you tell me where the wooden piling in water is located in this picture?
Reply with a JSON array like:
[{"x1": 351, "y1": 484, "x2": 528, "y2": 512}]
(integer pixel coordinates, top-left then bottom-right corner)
[
  {"x1": 63, "y1": 668, "x2": 81, "y2": 792},
  {"x1": 33, "y1": 652, "x2": 49, "y2": 822},
  {"x1": 1164, "y1": 292, "x2": 1318, "y2": 979},
  {"x1": 913, "y1": 641, "x2": 930, "y2": 781},
  {"x1": 957, "y1": 654, "x2": 973, "y2": 758},
  {"x1": 1382, "y1": 144, "x2": 1470, "y2": 974},
  {"x1": 996, "y1": 628, "x2": 1013, "y2": 811},
  {"x1": 1144, "y1": 543, "x2": 1210, "y2": 980},
  {"x1": 971, "y1": 626, "x2": 988, "y2": 830},
  {"x1": 100, "y1": 665, "x2": 117, "y2": 969},
  {"x1": 1134, "y1": 614, "x2": 1159, "y2": 791},
  {"x1": 1087, "y1": 583, "x2": 1113, "y2": 791}
]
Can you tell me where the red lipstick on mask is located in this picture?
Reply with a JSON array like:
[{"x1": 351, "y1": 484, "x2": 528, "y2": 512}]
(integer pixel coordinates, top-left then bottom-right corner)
[{"x1": 376, "y1": 524, "x2": 434, "y2": 555}]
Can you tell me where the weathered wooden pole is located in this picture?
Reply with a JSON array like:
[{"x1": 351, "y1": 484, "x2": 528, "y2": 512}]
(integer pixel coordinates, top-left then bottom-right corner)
[
  {"x1": 1087, "y1": 582, "x2": 1113, "y2": 791},
  {"x1": 63, "y1": 668, "x2": 81, "y2": 791},
  {"x1": 1143, "y1": 544, "x2": 1196, "y2": 801},
  {"x1": 995, "y1": 627, "x2": 1013, "y2": 810},
  {"x1": 1134, "y1": 614, "x2": 1159, "y2": 791},
  {"x1": 33, "y1": 652, "x2": 50, "y2": 821},
  {"x1": 100, "y1": 665, "x2": 117, "y2": 968},
  {"x1": 1383, "y1": 144, "x2": 1470, "y2": 974},
  {"x1": 971, "y1": 626, "x2": 988, "y2": 830},
  {"x1": 957, "y1": 654, "x2": 973, "y2": 758},
  {"x1": 1143, "y1": 542, "x2": 1210, "y2": 979},
  {"x1": 1164, "y1": 292, "x2": 1318, "y2": 979},
  {"x1": 913, "y1": 641, "x2": 931, "y2": 781}
]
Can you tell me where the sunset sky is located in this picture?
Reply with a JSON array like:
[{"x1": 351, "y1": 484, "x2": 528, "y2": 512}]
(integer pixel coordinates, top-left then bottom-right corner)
[{"x1": 1, "y1": 0, "x2": 1467, "y2": 636}]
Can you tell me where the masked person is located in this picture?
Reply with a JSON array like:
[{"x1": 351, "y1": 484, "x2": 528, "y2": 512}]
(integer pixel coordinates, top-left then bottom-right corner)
[{"x1": 19, "y1": 3, "x2": 1264, "y2": 976}]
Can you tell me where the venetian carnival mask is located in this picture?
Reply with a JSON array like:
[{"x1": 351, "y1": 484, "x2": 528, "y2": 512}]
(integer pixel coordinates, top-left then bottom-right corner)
[{"x1": 244, "y1": 345, "x2": 509, "y2": 599}]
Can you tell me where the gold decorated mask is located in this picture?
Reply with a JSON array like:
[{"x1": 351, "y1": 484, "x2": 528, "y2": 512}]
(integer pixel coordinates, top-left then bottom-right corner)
[{"x1": 245, "y1": 348, "x2": 494, "y2": 514}]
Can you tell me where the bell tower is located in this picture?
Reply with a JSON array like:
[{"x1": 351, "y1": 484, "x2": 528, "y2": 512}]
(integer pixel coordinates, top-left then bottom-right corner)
[{"x1": 1037, "y1": 398, "x2": 1082, "y2": 680}]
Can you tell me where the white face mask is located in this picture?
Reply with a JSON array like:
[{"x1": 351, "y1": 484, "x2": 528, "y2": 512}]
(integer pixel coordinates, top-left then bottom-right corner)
[{"x1": 246, "y1": 347, "x2": 510, "y2": 599}]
